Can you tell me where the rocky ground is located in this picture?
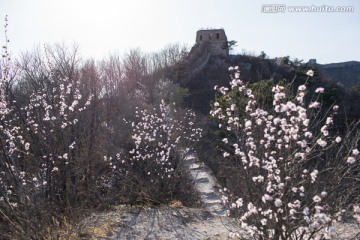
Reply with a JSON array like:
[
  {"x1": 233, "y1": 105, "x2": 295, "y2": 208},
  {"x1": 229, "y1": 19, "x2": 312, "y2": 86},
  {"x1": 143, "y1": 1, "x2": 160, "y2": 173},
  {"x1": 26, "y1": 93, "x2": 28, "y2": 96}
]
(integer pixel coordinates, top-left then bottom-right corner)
[
  {"x1": 76, "y1": 206, "x2": 243, "y2": 240},
  {"x1": 65, "y1": 205, "x2": 360, "y2": 240}
]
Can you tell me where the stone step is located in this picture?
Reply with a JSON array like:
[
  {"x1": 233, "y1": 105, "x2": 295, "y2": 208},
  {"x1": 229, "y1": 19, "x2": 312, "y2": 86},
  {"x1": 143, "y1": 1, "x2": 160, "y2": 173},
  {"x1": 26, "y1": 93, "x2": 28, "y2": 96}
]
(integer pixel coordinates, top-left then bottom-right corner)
[
  {"x1": 194, "y1": 177, "x2": 210, "y2": 183},
  {"x1": 202, "y1": 191, "x2": 221, "y2": 199},
  {"x1": 206, "y1": 203, "x2": 225, "y2": 211},
  {"x1": 195, "y1": 182, "x2": 214, "y2": 192},
  {"x1": 191, "y1": 171, "x2": 216, "y2": 183},
  {"x1": 203, "y1": 199, "x2": 222, "y2": 205},
  {"x1": 205, "y1": 204, "x2": 226, "y2": 215},
  {"x1": 189, "y1": 163, "x2": 201, "y2": 170}
]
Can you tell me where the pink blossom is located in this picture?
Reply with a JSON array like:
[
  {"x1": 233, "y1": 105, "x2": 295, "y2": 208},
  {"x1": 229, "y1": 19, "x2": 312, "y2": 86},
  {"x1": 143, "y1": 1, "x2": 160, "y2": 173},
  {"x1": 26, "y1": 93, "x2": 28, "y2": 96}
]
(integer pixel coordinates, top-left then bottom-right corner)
[
  {"x1": 347, "y1": 156, "x2": 356, "y2": 164},
  {"x1": 245, "y1": 120, "x2": 252, "y2": 128},
  {"x1": 303, "y1": 119, "x2": 310, "y2": 127},
  {"x1": 236, "y1": 198, "x2": 243, "y2": 207},
  {"x1": 304, "y1": 131, "x2": 313, "y2": 138},
  {"x1": 298, "y1": 85, "x2": 306, "y2": 91},
  {"x1": 309, "y1": 101, "x2": 320, "y2": 109},
  {"x1": 321, "y1": 126, "x2": 329, "y2": 136},
  {"x1": 354, "y1": 205, "x2": 360, "y2": 213},
  {"x1": 310, "y1": 170, "x2": 318, "y2": 183},
  {"x1": 306, "y1": 70, "x2": 314, "y2": 77},
  {"x1": 262, "y1": 194, "x2": 273, "y2": 203},
  {"x1": 326, "y1": 117, "x2": 333, "y2": 125},
  {"x1": 315, "y1": 87, "x2": 324, "y2": 93},
  {"x1": 316, "y1": 138, "x2": 327, "y2": 147}
]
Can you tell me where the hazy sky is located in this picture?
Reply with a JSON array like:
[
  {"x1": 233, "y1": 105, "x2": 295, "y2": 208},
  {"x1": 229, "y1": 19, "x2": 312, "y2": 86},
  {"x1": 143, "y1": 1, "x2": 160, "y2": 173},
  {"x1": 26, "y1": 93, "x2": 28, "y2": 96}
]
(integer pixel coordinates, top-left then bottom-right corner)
[{"x1": 1, "y1": 0, "x2": 359, "y2": 64}]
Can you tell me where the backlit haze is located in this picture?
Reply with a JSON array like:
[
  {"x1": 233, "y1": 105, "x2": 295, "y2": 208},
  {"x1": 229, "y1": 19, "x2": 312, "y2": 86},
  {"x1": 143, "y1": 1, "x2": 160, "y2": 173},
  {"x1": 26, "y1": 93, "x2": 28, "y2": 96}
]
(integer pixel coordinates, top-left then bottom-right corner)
[{"x1": 1, "y1": 0, "x2": 359, "y2": 64}]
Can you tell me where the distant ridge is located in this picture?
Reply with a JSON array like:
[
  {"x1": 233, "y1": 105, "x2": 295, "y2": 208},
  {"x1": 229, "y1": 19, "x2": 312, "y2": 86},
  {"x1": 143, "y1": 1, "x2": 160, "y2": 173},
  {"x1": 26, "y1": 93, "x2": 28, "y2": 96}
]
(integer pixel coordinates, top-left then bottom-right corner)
[
  {"x1": 317, "y1": 61, "x2": 360, "y2": 87},
  {"x1": 320, "y1": 61, "x2": 360, "y2": 69}
]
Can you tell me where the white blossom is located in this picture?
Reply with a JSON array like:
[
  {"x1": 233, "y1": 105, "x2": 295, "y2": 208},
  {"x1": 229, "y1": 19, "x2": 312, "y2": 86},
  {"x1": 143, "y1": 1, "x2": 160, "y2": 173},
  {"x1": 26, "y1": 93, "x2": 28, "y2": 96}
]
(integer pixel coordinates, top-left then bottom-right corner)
[
  {"x1": 274, "y1": 198, "x2": 282, "y2": 207},
  {"x1": 352, "y1": 149, "x2": 359, "y2": 156},
  {"x1": 309, "y1": 101, "x2": 320, "y2": 109},
  {"x1": 313, "y1": 195, "x2": 322, "y2": 203},
  {"x1": 260, "y1": 219, "x2": 267, "y2": 226}
]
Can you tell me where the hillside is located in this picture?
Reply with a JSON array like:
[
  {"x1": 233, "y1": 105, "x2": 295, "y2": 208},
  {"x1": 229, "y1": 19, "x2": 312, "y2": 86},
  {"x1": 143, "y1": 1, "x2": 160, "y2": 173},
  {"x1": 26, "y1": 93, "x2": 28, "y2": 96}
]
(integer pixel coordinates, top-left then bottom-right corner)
[
  {"x1": 317, "y1": 61, "x2": 360, "y2": 88},
  {"x1": 179, "y1": 52, "x2": 360, "y2": 125}
]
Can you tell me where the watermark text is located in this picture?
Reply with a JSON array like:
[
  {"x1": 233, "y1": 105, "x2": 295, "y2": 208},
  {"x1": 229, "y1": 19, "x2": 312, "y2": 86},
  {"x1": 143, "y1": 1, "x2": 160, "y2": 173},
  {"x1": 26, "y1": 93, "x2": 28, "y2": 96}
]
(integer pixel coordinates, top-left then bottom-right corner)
[{"x1": 261, "y1": 4, "x2": 354, "y2": 13}]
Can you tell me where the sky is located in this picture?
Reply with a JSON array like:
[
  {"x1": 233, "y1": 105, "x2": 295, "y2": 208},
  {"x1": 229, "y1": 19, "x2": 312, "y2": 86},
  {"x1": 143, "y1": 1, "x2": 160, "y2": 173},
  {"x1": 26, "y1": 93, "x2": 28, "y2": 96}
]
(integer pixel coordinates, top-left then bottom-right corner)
[{"x1": 0, "y1": 0, "x2": 359, "y2": 64}]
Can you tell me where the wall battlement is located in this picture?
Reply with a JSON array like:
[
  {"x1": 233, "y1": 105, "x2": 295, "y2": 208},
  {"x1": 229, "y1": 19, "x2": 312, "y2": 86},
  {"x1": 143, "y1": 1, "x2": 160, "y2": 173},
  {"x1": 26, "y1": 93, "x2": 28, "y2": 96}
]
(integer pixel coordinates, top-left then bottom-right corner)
[
  {"x1": 182, "y1": 29, "x2": 229, "y2": 84},
  {"x1": 195, "y1": 29, "x2": 228, "y2": 57}
]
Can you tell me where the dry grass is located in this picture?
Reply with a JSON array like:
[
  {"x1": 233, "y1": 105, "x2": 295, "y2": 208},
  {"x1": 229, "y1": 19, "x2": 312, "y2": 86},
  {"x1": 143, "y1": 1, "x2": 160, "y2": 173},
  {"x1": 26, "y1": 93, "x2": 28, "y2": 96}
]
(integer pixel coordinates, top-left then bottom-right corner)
[
  {"x1": 45, "y1": 216, "x2": 79, "y2": 240},
  {"x1": 169, "y1": 199, "x2": 184, "y2": 208}
]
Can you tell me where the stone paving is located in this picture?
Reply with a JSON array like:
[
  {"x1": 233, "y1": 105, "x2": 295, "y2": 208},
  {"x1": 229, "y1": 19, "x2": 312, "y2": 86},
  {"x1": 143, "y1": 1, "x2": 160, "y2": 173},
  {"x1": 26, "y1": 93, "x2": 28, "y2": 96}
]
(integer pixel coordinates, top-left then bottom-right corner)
[{"x1": 183, "y1": 153, "x2": 226, "y2": 217}]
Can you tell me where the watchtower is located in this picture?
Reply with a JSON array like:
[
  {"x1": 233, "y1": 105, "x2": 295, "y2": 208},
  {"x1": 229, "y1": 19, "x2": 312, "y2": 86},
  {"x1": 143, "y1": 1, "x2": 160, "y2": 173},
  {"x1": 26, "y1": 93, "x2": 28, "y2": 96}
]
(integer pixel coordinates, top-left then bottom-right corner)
[{"x1": 195, "y1": 29, "x2": 228, "y2": 57}]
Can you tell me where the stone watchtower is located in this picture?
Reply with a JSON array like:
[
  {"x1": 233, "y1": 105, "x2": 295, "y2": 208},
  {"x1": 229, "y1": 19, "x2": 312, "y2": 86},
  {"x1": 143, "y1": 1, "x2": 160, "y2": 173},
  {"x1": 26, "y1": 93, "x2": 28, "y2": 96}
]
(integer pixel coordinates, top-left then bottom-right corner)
[{"x1": 196, "y1": 29, "x2": 228, "y2": 57}]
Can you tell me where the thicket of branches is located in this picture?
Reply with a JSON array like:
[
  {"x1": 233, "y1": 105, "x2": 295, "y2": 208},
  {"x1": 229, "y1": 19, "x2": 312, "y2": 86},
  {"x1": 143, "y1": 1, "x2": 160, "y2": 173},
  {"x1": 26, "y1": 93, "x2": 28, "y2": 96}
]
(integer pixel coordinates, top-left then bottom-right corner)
[
  {"x1": 0, "y1": 18, "x2": 201, "y2": 238},
  {"x1": 206, "y1": 67, "x2": 360, "y2": 239},
  {"x1": 2, "y1": 17, "x2": 360, "y2": 240}
]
